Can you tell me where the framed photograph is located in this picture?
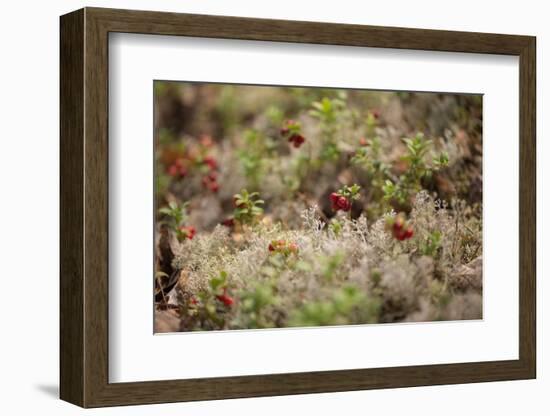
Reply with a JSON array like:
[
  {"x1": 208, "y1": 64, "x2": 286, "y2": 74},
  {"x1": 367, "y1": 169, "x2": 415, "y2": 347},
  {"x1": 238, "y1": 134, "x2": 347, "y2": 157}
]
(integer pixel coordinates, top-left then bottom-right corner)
[{"x1": 60, "y1": 7, "x2": 536, "y2": 408}]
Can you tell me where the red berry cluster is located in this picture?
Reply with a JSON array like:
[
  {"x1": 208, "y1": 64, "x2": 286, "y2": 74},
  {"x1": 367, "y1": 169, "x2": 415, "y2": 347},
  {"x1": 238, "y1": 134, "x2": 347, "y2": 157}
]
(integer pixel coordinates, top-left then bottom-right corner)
[
  {"x1": 216, "y1": 288, "x2": 234, "y2": 307},
  {"x1": 165, "y1": 135, "x2": 221, "y2": 193},
  {"x1": 385, "y1": 213, "x2": 414, "y2": 241},
  {"x1": 203, "y1": 155, "x2": 217, "y2": 170},
  {"x1": 329, "y1": 192, "x2": 352, "y2": 212},
  {"x1": 268, "y1": 239, "x2": 299, "y2": 256},
  {"x1": 288, "y1": 134, "x2": 305, "y2": 148},
  {"x1": 179, "y1": 225, "x2": 196, "y2": 240},
  {"x1": 280, "y1": 119, "x2": 306, "y2": 148},
  {"x1": 201, "y1": 156, "x2": 220, "y2": 192},
  {"x1": 167, "y1": 158, "x2": 188, "y2": 178},
  {"x1": 201, "y1": 171, "x2": 219, "y2": 193}
]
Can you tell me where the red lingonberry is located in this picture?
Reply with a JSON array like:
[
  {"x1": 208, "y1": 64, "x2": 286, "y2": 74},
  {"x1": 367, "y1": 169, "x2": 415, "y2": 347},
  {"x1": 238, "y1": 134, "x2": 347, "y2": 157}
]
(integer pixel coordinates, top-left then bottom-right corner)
[
  {"x1": 180, "y1": 167, "x2": 188, "y2": 177},
  {"x1": 202, "y1": 174, "x2": 219, "y2": 192},
  {"x1": 221, "y1": 218, "x2": 235, "y2": 227},
  {"x1": 386, "y1": 213, "x2": 414, "y2": 241},
  {"x1": 216, "y1": 289, "x2": 234, "y2": 307},
  {"x1": 168, "y1": 159, "x2": 187, "y2": 178},
  {"x1": 167, "y1": 164, "x2": 179, "y2": 177},
  {"x1": 220, "y1": 295, "x2": 234, "y2": 307},
  {"x1": 179, "y1": 225, "x2": 196, "y2": 240},
  {"x1": 288, "y1": 134, "x2": 305, "y2": 148},
  {"x1": 203, "y1": 156, "x2": 218, "y2": 170},
  {"x1": 336, "y1": 196, "x2": 351, "y2": 211},
  {"x1": 359, "y1": 137, "x2": 368, "y2": 146},
  {"x1": 329, "y1": 191, "x2": 352, "y2": 212},
  {"x1": 209, "y1": 182, "x2": 219, "y2": 193}
]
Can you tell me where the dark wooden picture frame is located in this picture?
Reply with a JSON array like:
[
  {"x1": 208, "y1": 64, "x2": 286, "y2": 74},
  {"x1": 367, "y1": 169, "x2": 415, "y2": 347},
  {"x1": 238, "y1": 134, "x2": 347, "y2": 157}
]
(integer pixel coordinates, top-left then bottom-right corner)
[{"x1": 60, "y1": 7, "x2": 536, "y2": 408}]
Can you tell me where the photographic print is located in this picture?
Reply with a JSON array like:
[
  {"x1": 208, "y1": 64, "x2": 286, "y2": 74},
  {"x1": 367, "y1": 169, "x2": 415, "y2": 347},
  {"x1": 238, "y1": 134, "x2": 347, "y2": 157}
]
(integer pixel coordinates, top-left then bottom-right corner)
[
  {"x1": 60, "y1": 9, "x2": 536, "y2": 405},
  {"x1": 154, "y1": 81, "x2": 482, "y2": 333}
]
